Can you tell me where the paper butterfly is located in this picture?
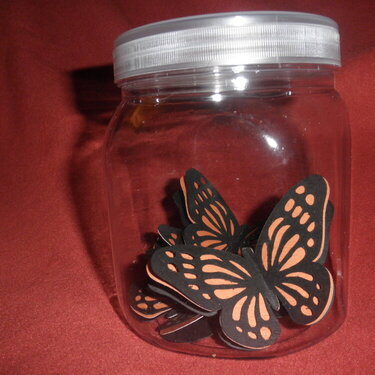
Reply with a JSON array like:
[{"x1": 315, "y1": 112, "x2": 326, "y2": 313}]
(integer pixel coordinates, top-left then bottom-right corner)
[
  {"x1": 130, "y1": 169, "x2": 256, "y2": 342},
  {"x1": 147, "y1": 174, "x2": 335, "y2": 350},
  {"x1": 179, "y1": 168, "x2": 256, "y2": 253}
]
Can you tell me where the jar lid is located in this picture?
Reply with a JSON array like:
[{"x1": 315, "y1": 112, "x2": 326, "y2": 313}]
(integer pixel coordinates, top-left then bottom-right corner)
[{"x1": 113, "y1": 11, "x2": 340, "y2": 82}]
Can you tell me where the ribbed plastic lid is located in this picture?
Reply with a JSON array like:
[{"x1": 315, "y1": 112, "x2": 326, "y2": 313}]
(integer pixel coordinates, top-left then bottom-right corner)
[{"x1": 113, "y1": 11, "x2": 340, "y2": 82}]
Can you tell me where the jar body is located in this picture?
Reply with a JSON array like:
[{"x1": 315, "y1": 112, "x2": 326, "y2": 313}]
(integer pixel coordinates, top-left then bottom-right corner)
[{"x1": 105, "y1": 65, "x2": 350, "y2": 358}]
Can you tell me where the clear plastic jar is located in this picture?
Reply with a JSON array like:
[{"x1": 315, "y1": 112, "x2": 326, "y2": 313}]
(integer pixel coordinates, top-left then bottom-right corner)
[{"x1": 105, "y1": 12, "x2": 350, "y2": 358}]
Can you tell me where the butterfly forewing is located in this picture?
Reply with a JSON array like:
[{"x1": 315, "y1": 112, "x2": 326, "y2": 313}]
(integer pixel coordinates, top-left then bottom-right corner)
[
  {"x1": 181, "y1": 169, "x2": 247, "y2": 253},
  {"x1": 256, "y1": 175, "x2": 332, "y2": 267},
  {"x1": 148, "y1": 245, "x2": 281, "y2": 349},
  {"x1": 148, "y1": 245, "x2": 244, "y2": 313},
  {"x1": 254, "y1": 175, "x2": 335, "y2": 325},
  {"x1": 158, "y1": 225, "x2": 183, "y2": 246}
]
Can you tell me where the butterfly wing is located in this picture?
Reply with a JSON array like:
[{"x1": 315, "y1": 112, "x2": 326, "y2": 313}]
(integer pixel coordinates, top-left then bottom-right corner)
[
  {"x1": 147, "y1": 245, "x2": 280, "y2": 349},
  {"x1": 131, "y1": 226, "x2": 185, "y2": 320},
  {"x1": 173, "y1": 190, "x2": 191, "y2": 227},
  {"x1": 181, "y1": 168, "x2": 249, "y2": 253},
  {"x1": 219, "y1": 290, "x2": 280, "y2": 350},
  {"x1": 271, "y1": 263, "x2": 334, "y2": 325},
  {"x1": 129, "y1": 285, "x2": 172, "y2": 320},
  {"x1": 254, "y1": 175, "x2": 335, "y2": 325},
  {"x1": 158, "y1": 225, "x2": 183, "y2": 246}
]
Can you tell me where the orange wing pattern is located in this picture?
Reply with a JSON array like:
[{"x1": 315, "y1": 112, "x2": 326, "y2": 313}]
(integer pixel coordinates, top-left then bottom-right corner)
[
  {"x1": 129, "y1": 285, "x2": 172, "y2": 320},
  {"x1": 146, "y1": 173, "x2": 336, "y2": 350},
  {"x1": 158, "y1": 225, "x2": 183, "y2": 246},
  {"x1": 255, "y1": 175, "x2": 335, "y2": 325},
  {"x1": 130, "y1": 226, "x2": 184, "y2": 320},
  {"x1": 147, "y1": 245, "x2": 280, "y2": 349},
  {"x1": 181, "y1": 169, "x2": 252, "y2": 253}
]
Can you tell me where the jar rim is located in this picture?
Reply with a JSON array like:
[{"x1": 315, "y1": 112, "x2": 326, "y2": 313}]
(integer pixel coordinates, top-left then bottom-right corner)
[{"x1": 113, "y1": 11, "x2": 341, "y2": 82}]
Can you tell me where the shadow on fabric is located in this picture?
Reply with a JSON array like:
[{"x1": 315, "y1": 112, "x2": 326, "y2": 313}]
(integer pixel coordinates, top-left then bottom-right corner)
[{"x1": 69, "y1": 65, "x2": 123, "y2": 316}]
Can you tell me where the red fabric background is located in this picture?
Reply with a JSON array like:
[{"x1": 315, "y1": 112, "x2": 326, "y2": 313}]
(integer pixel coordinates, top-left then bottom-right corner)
[{"x1": 1, "y1": 1, "x2": 375, "y2": 374}]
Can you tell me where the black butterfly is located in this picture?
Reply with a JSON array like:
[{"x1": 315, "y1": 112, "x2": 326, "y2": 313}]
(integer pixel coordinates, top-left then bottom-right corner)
[
  {"x1": 179, "y1": 169, "x2": 256, "y2": 253},
  {"x1": 147, "y1": 174, "x2": 335, "y2": 350},
  {"x1": 130, "y1": 169, "x2": 256, "y2": 342}
]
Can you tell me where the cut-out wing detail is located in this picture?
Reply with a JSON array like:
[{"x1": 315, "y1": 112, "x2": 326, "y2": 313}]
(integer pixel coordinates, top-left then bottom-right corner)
[
  {"x1": 147, "y1": 245, "x2": 280, "y2": 349},
  {"x1": 131, "y1": 225, "x2": 185, "y2": 320},
  {"x1": 129, "y1": 285, "x2": 172, "y2": 320},
  {"x1": 254, "y1": 175, "x2": 335, "y2": 325},
  {"x1": 181, "y1": 168, "x2": 251, "y2": 253},
  {"x1": 158, "y1": 225, "x2": 183, "y2": 246},
  {"x1": 271, "y1": 263, "x2": 334, "y2": 325},
  {"x1": 219, "y1": 291, "x2": 280, "y2": 350}
]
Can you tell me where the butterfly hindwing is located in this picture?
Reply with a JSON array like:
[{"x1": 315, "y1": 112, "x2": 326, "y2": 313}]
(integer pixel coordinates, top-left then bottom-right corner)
[
  {"x1": 271, "y1": 262, "x2": 335, "y2": 325},
  {"x1": 131, "y1": 226, "x2": 185, "y2": 321},
  {"x1": 254, "y1": 175, "x2": 335, "y2": 325},
  {"x1": 147, "y1": 245, "x2": 280, "y2": 349},
  {"x1": 129, "y1": 285, "x2": 172, "y2": 320},
  {"x1": 220, "y1": 291, "x2": 280, "y2": 350},
  {"x1": 181, "y1": 169, "x2": 248, "y2": 253}
]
